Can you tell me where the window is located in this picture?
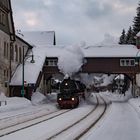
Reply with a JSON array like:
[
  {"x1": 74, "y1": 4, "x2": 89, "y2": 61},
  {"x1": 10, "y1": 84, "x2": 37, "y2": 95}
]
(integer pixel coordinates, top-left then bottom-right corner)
[
  {"x1": 6, "y1": 43, "x2": 9, "y2": 59},
  {"x1": 3, "y1": 69, "x2": 8, "y2": 81},
  {"x1": 15, "y1": 45, "x2": 18, "y2": 62},
  {"x1": 0, "y1": 11, "x2": 2, "y2": 23},
  {"x1": 120, "y1": 59, "x2": 135, "y2": 66},
  {"x1": 126, "y1": 60, "x2": 129, "y2": 66},
  {"x1": 4, "y1": 69, "x2": 6, "y2": 79},
  {"x1": 46, "y1": 59, "x2": 58, "y2": 66},
  {"x1": 2, "y1": 12, "x2": 5, "y2": 25},
  {"x1": 0, "y1": 10, "x2": 6, "y2": 25},
  {"x1": 120, "y1": 59, "x2": 125, "y2": 66},
  {"x1": 130, "y1": 59, "x2": 135, "y2": 66},
  {"x1": 4, "y1": 41, "x2": 6, "y2": 57},
  {"x1": 19, "y1": 47, "x2": 22, "y2": 63},
  {"x1": 10, "y1": 44, "x2": 14, "y2": 61},
  {"x1": 3, "y1": 42, "x2": 9, "y2": 59}
]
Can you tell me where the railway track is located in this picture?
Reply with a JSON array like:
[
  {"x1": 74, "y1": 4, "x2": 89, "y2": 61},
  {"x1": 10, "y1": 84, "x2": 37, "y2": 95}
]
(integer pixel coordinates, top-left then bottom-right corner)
[
  {"x1": 38, "y1": 94, "x2": 108, "y2": 140},
  {"x1": 74, "y1": 94, "x2": 107, "y2": 140},
  {"x1": 0, "y1": 96, "x2": 59, "y2": 130},
  {"x1": 0, "y1": 106, "x2": 57, "y2": 129},
  {"x1": 33, "y1": 93, "x2": 107, "y2": 140},
  {"x1": 0, "y1": 109, "x2": 71, "y2": 137},
  {"x1": 0, "y1": 94, "x2": 108, "y2": 139}
]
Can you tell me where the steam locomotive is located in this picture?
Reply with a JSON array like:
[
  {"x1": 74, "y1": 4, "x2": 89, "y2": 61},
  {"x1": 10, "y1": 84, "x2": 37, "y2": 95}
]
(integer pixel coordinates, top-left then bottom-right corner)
[{"x1": 57, "y1": 78, "x2": 85, "y2": 109}]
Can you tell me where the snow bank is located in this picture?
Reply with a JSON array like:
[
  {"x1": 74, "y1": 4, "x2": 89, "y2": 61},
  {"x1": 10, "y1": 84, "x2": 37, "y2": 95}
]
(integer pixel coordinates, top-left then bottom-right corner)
[
  {"x1": 136, "y1": 74, "x2": 140, "y2": 86},
  {"x1": 0, "y1": 97, "x2": 31, "y2": 112},
  {"x1": 100, "y1": 75, "x2": 114, "y2": 86},
  {"x1": 31, "y1": 92, "x2": 46, "y2": 105},
  {"x1": 58, "y1": 44, "x2": 84, "y2": 76},
  {"x1": 0, "y1": 92, "x2": 6, "y2": 101},
  {"x1": 88, "y1": 93, "x2": 98, "y2": 105},
  {"x1": 129, "y1": 97, "x2": 140, "y2": 118},
  {"x1": 79, "y1": 74, "x2": 114, "y2": 88},
  {"x1": 100, "y1": 88, "x2": 132, "y2": 102}
]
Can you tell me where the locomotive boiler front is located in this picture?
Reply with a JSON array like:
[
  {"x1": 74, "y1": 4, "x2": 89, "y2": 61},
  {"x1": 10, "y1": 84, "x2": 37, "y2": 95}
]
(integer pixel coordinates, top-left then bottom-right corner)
[{"x1": 57, "y1": 78, "x2": 79, "y2": 109}]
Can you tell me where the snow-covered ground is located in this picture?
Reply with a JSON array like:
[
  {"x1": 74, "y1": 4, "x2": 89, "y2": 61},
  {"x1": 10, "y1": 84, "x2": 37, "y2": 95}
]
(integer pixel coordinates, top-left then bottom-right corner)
[
  {"x1": 0, "y1": 92, "x2": 58, "y2": 118},
  {"x1": 83, "y1": 90, "x2": 140, "y2": 140},
  {"x1": 0, "y1": 90, "x2": 140, "y2": 140}
]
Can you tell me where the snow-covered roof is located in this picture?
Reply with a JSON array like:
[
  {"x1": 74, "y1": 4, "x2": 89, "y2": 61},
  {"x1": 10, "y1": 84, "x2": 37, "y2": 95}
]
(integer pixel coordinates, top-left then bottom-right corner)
[
  {"x1": 16, "y1": 31, "x2": 55, "y2": 47},
  {"x1": 41, "y1": 44, "x2": 139, "y2": 58},
  {"x1": 10, "y1": 47, "x2": 46, "y2": 86},
  {"x1": 83, "y1": 44, "x2": 138, "y2": 57},
  {"x1": 10, "y1": 44, "x2": 139, "y2": 86}
]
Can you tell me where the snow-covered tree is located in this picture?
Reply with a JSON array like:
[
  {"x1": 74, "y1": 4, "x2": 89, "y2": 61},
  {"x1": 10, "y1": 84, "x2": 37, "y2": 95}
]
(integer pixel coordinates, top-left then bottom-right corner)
[{"x1": 119, "y1": 29, "x2": 126, "y2": 44}]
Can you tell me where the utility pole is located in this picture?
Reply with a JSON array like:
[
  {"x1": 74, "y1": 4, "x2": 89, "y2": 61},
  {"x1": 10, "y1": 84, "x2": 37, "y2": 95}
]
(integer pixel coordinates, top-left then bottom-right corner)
[{"x1": 21, "y1": 46, "x2": 24, "y2": 97}]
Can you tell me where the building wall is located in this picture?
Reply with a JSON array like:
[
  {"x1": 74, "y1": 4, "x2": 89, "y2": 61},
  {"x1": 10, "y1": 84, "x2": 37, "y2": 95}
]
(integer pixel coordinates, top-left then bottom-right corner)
[
  {"x1": 43, "y1": 57, "x2": 140, "y2": 75},
  {"x1": 82, "y1": 57, "x2": 139, "y2": 74},
  {"x1": 0, "y1": 0, "x2": 14, "y2": 95},
  {"x1": 0, "y1": 30, "x2": 11, "y2": 94},
  {"x1": 0, "y1": 29, "x2": 29, "y2": 95}
]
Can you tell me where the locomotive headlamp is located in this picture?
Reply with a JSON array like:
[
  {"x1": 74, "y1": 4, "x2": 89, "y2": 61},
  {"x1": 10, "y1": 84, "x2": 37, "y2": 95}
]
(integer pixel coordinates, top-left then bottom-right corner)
[
  {"x1": 65, "y1": 83, "x2": 68, "y2": 86},
  {"x1": 71, "y1": 97, "x2": 75, "y2": 101},
  {"x1": 59, "y1": 98, "x2": 62, "y2": 101}
]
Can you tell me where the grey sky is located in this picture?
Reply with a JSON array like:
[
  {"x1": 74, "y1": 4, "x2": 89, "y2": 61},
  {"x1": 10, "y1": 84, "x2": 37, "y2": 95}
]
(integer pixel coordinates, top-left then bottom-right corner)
[{"x1": 11, "y1": 0, "x2": 139, "y2": 45}]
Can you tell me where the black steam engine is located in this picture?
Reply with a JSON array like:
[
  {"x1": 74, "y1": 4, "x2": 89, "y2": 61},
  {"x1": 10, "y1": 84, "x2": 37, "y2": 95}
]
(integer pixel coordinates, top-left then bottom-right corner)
[{"x1": 57, "y1": 78, "x2": 85, "y2": 109}]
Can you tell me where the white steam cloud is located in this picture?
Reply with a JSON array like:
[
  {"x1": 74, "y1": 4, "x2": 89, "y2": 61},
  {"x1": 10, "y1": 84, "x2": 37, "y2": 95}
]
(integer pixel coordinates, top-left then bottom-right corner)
[{"x1": 58, "y1": 44, "x2": 84, "y2": 77}]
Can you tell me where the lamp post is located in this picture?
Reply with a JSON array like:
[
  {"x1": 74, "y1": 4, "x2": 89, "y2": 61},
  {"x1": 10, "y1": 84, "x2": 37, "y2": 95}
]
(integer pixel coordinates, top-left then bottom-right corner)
[
  {"x1": 21, "y1": 46, "x2": 25, "y2": 97},
  {"x1": 133, "y1": 49, "x2": 140, "y2": 97},
  {"x1": 21, "y1": 48, "x2": 35, "y2": 97}
]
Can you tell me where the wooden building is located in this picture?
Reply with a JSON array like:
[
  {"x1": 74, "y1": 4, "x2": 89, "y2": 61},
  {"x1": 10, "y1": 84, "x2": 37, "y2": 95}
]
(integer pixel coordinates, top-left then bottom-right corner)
[{"x1": 9, "y1": 34, "x2": 140, "y2": 99}]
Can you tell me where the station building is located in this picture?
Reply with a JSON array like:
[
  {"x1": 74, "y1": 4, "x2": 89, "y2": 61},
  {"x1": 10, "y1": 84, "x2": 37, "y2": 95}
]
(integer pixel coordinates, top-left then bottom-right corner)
[{"x1": 10, "y1": 41, "x2": 140, "y2": 99}]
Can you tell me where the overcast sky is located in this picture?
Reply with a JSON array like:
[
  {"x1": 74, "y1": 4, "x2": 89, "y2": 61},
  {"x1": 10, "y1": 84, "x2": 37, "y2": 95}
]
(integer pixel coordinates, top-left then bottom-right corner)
[{"x1": 11, "y1": 0, "x2": 139, "y2": 45}]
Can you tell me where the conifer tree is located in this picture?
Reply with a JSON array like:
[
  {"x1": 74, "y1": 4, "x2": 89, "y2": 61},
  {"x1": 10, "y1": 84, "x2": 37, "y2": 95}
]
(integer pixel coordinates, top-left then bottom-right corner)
[
  {"x1": 126, "y1": 26, "x2": 134, "y2": 44},
  {"x1": 119, "y1": 29, "x2": 126, "y2": 44},
  {"x1": 133, "y1": 3, "x2": 140, "y2": 34},
  {"x1": 132, "y1": 2, "x2": 140, "y2": 44}
]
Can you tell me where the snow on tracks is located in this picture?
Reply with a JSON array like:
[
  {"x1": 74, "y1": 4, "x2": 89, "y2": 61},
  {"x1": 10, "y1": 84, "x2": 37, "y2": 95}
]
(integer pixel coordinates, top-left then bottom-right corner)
[
  {"x1": 0, "y1": 109, "x2": 71, "y2": 137},
  {"x1": 38, "y1": 94, "x2": 108, "y2": 140},
  {"x1": 0, "y1": 94, "x2": 109, "y2": 140}
]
